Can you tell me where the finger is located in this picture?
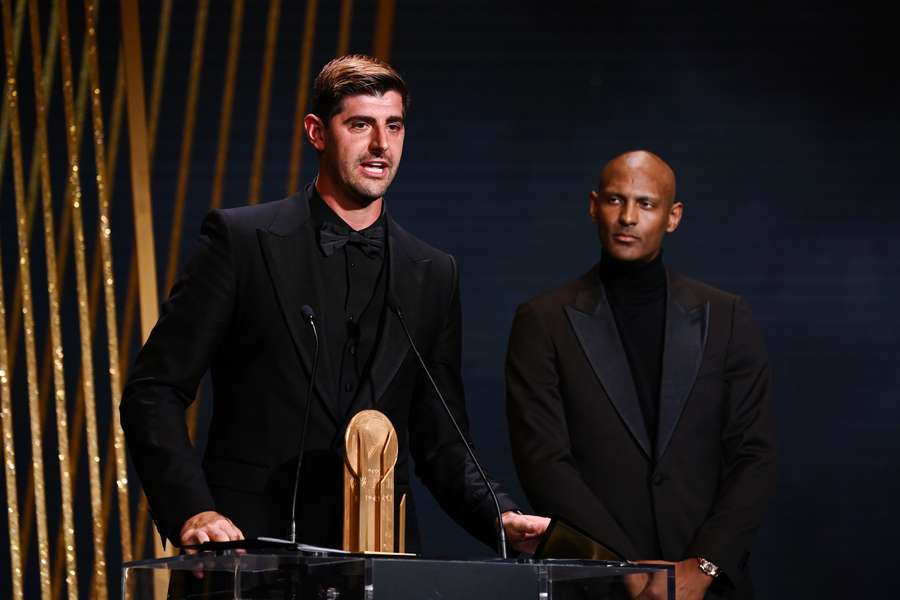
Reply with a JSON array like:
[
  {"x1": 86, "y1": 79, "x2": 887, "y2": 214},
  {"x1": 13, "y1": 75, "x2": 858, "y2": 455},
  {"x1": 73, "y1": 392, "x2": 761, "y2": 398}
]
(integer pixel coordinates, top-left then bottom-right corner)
[
  {"x1": 180, "y1": 529, "x2": 196, "y2": 549},
  {"x1": 525, "y1": 521, "x2": 544, "y2": 535},
  {"x1": 195, "y1": 529, "x2": 210, "y2": 545},
  {"x1": 220, "y1": 520, "x2": 244, "y2": 541},
  {"x1": 183, "y1": 528, "x2": 208, "y2": 555},
  {"x1": 180, "y1": 527, "x2": 202, "y2": 546},
  {"x1": 205, "y1": 525, "x2": 232, "y2": 543}
]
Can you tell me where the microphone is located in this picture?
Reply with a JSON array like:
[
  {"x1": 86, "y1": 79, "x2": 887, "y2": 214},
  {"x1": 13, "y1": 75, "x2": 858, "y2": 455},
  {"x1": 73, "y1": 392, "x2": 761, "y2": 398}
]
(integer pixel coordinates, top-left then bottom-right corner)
[
  {"x1": 290, "y1": 305, "x2": 319, "y2": 543},
  {"x1": 390, "y1": 302, "x2": 508, "y2": 558}
]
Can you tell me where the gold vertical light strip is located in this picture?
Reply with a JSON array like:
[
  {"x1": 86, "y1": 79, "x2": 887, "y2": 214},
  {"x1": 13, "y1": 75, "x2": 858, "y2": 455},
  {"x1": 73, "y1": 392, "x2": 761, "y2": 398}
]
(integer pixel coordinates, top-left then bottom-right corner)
[
  {"x1": 21, "y1": 0, "x2": 62, "y2": 404},
  {"x1": 54, "y1": 57, "x2": 125, "y2": 580},
  {"x1": 126, "y1": 0, "x2": 173, "y2": 562},
  {"x1": 98, "y1": 48, "x2": 133, "y2": 575},
  {"x1": 336, "y1": 0, "x2": 353, "y2": 57},
  {"x1": 6, "y1": 0, "x2": 94, "y2": 394},
  {"x1": 0, "y1": 238, "x2": 23, "y2": 600},
  {"x1": 146, "y1": 0, "x2": 172, "y2": 151},
  {"x1": 5, "y1": 0, "x2": 63, "y2": 378},
  {"x1": 0, "y1": 0, "x2": 26, "y2": 197},
  {"x1": 19, "y1": 0, "x2": 97, "y2": 564},
  {"x1": 6, "y1": 14, "x2": 93, "y2": 509},
  {"x1": 5, "y1": 1, "x2": 57, "y2": 485},
  {"x1": 372, "y1": 0, "x2": 396, "y2": 62},
  {"x1": 208, "y1": 0, "x2": 243, "y2": 211},
  {"x1": 285, "y1": 0, "x2": 318, "y2": 195},
  {"x1": 3, "y1": 0, "x2": 56, "y2": 313},
  {"x1": 83, "y1": 1, "x2": 117, "y2": 594},
  {"x1": 57, "y1": 0, "x2": 106, "y2": 598},
  {"x1": 18, "y1": 2, "x2": 105, "y2": 581},
  {"x1": 19, "y1": 0, "x2": 60, "y2": 268},
  {"x1": 119, "y1": 0, "x2": 158, "y2": 343},
  {"x1": 26, "y1": 0, "x2": 79, "y2": 598},
  {"x1": 1, "y1": 0, "x2": 52, "y2": 598},
  {"x1": 22, "y1": 9, "x2": 110, "y2": 577},
  {"x1": 119, "y1": 3, "x2": 166, "y2": 590},
  {"x1": 104, "y1": 57, "x2": 126, "y2": 200},
  {"x1": 0, "y1": 26, "x2": 24, "y2": 568},
  {"x1": 247, "y1": 0, "x2": 282, "y2": 205},
  {"x1": 163, "y1": 0, "x2": 208, "y2": 293}
]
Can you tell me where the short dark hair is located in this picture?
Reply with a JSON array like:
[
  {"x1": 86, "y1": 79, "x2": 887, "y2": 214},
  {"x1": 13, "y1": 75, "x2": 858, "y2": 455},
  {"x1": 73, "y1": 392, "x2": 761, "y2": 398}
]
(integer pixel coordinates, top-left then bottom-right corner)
[{"x1": 310, "y1": 54, "x2": 409, "y2": 121}]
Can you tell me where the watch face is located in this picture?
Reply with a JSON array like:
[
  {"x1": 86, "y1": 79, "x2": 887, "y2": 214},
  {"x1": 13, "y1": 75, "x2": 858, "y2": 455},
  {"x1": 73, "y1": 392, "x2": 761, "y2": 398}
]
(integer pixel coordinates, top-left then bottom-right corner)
[{"x1": 698, "y1": 558, "x2": 719, "y2": 577}]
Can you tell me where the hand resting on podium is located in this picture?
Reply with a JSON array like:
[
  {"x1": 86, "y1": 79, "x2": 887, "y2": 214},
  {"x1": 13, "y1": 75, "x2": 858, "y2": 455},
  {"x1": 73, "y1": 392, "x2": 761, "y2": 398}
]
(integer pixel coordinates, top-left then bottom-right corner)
[
  {"x1": 180, "y1": 510, "x2": 244, "y2": 554},
  {"x1": 501, "y1": 512, "x2": 550, "y2": 555}
]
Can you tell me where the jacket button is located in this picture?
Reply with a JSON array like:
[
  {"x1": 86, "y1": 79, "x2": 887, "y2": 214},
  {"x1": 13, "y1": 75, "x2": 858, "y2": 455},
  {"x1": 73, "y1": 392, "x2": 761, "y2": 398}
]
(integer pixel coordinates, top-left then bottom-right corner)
[{"x1": 652, "y1": 474, "x2": 666, "y2": 486}]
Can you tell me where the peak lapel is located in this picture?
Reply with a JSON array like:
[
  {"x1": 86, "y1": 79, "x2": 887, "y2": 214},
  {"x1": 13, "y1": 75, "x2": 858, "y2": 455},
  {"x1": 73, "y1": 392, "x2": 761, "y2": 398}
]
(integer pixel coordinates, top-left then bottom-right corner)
[
  {"x1": 656, "y1": 273, "x2": 709, "y2": 461},
  {"x1": 565, "y1": 279, "x2": 652, "y2": 459},
  {"x1": 257, "y1": 196, "x2": 340, "y2": 426}
]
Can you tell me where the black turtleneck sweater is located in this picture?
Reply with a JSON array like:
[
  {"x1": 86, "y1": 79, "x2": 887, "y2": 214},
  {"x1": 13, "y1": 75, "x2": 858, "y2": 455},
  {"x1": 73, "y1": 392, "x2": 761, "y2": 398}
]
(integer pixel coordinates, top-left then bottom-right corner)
[{"x1": 598, "y1": 253, "x2": 667, "y2": 452}]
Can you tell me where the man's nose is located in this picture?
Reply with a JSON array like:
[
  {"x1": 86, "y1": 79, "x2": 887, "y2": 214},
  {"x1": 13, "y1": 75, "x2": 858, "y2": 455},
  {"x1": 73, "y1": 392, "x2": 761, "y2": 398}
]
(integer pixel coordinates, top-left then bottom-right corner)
[
  {"x1": 369, "y1": 126, "x2": 389, "y2": 154},
  {"x1": 619, "y1": 200, "x2": 638, "y2": 226}
]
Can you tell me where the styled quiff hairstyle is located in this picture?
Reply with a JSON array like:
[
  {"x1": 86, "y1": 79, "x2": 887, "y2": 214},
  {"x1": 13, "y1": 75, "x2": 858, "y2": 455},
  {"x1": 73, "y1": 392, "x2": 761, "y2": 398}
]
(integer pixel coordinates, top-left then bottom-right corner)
[{"x1": 310, "y1": 54, "x2": 409, "y2": 121}]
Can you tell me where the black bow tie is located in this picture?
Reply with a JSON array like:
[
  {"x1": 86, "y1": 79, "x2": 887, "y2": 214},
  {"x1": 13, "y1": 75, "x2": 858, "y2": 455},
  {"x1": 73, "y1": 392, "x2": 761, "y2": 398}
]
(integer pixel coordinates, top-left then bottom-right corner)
[{"x1": 318, "y1": 221, "x2": 386, "y2": 258}]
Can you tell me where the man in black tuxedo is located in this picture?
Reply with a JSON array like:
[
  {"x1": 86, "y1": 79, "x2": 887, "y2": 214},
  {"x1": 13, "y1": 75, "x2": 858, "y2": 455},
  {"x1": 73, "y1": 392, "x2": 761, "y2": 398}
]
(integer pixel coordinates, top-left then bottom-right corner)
[
  {"x1": 121, "y1": 54, "x2": 548, "y2": 554},
  {"x1": 506, "y1": 151, "x2": 776, "y2": 599}
]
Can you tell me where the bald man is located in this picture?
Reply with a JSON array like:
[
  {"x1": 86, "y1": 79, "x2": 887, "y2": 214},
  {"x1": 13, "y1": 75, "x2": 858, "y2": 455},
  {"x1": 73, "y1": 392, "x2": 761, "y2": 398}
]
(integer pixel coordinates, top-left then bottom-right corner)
[{"x1": 506, "y1": 151, "x2": 775, "y2": 599}]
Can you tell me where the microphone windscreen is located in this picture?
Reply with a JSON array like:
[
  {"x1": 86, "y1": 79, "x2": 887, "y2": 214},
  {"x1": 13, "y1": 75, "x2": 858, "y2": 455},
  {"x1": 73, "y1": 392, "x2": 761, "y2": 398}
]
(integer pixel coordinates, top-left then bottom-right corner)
[{"x1": 301, "y1": 305, "x2": 316, "y2": 321}]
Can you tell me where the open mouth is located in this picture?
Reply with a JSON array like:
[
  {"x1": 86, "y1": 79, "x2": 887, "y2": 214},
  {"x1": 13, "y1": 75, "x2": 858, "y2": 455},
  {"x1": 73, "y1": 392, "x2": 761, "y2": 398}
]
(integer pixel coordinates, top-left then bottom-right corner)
[{"x1": 360, "y1": 161, "x2": 389, "y2": 177}]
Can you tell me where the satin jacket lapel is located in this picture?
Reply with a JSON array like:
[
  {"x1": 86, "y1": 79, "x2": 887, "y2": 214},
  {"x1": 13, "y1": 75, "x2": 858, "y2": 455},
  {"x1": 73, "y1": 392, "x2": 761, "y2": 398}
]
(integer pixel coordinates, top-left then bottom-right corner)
[
  {"x1": 656, "y1": 272, "x2": 709, "y2": 461},
  {"x1": 257, "y1": 192, "x2": 340, "y2": 426},
  {"x1": 565, "y1": 275, "x2": 652, "y2": 459},
  {"x1": 339, "y1": 217, "x2": 429, "y2": 432}
]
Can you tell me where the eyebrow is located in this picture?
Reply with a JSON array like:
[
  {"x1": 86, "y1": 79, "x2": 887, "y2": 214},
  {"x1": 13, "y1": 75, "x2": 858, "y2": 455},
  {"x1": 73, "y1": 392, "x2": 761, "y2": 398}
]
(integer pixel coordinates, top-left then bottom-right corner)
[
  {"x1": 602, "y1": 189, "x2": 659, "y2": 202},
  {"x1": 341, "y1": 115, "x2": 405, "y2": 125}
]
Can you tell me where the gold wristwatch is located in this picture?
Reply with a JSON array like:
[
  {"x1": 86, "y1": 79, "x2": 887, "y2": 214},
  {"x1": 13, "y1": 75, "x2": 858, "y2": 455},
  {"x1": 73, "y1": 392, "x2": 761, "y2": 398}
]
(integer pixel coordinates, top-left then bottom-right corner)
[{"x1": 697, "y1": 557, "x2": 720, "y2": 578}]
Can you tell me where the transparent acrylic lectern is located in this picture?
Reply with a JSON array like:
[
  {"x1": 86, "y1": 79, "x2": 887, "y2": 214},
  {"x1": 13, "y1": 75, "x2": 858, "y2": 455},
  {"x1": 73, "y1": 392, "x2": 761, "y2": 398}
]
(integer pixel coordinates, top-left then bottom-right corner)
[{"x1": 122, "y1": 548, "x2": 674, "y2": 599}]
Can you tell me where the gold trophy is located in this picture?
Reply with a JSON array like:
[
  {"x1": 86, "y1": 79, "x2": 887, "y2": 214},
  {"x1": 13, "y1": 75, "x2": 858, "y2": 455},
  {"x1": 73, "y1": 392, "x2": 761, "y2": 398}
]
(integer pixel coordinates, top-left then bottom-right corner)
[{"x1": 343, "y1": 409, "x2": 408, "y2": 553}]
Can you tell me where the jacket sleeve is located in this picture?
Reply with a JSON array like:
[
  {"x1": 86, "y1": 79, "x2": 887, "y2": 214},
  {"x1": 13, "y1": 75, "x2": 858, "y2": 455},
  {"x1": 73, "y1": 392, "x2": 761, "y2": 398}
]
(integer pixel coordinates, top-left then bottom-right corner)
[
  {"x1": 408, "y1": 255, "x2": 518, "y2": 551},
  {"x1": 506, "y1": 301, "x2": 640, "y2": 559},
  {"x1": 684, "y1": 297, "x2": 777, "y2": 582},
  {"x1": 120, "y1": 210, "x2": 237, "y2": 545}
]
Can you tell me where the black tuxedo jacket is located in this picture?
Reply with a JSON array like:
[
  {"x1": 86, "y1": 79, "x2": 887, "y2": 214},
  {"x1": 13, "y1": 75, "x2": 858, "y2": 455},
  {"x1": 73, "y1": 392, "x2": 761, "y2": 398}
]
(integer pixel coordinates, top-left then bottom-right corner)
[
  {"x1": 121, "y1": 186, "x2": 515, "y2": 551},
  {"x1": 506, "y1": 265, "x2": 775, "y2": 597}
]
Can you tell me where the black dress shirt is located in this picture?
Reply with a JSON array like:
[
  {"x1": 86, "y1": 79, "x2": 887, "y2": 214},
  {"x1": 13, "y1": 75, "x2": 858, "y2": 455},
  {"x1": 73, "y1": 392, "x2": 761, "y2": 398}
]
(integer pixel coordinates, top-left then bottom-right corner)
[{"x1": 309, "y1": 190, "x2": 387, "y2": 417}]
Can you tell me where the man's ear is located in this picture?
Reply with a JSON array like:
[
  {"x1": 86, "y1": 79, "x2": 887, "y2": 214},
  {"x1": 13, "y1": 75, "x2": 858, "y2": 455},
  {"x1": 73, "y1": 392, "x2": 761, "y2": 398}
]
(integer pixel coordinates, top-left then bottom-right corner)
[
  {"x1": 589, "y1": 190, "x2": 600, "y2": 223},
  {"x1": 667, "y1": 201, "x2": 684, "y2": 233},
  {"x1": 304, "y1": 113, "x2": 327, "y2": 151}
]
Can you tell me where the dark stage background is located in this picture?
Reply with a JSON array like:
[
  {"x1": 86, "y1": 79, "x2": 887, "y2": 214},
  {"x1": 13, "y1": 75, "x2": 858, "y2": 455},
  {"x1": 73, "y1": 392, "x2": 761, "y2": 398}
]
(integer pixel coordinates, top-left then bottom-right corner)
[{"x1": 1, "y1": 1, "x2": 898, "y2": 598}]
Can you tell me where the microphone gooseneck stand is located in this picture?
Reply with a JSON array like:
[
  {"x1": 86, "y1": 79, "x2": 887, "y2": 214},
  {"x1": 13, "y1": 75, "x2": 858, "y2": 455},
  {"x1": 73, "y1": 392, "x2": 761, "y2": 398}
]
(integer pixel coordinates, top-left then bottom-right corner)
[
  {"x1": 390, "y1": 303, "x2": 508, "y2": 559},
  {"x1": 290, "y1": 305, "x2": 319, "y2": 544}
]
